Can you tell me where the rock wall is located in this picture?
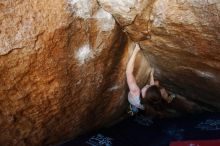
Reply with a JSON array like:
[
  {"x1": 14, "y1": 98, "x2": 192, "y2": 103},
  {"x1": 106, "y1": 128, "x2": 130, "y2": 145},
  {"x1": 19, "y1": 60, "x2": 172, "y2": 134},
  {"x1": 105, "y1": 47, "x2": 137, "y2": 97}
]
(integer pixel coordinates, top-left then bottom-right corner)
[
  {"x1": 99, "y1": 0, "x2": 220, "y2": 110},
  {"x1": 1, "y1": 0, "x2": 220, "y2": 145},
  {"x1": 0, "y1": 0, "x2": 129, "y2": 145}
]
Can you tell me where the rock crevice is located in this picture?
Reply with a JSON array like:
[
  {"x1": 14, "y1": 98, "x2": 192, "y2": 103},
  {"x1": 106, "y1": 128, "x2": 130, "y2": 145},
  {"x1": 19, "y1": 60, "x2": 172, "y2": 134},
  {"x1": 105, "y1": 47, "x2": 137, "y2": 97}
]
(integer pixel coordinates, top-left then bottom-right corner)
[{"x1": 0, "y1": 0, "x2": 220, "y2": 145}]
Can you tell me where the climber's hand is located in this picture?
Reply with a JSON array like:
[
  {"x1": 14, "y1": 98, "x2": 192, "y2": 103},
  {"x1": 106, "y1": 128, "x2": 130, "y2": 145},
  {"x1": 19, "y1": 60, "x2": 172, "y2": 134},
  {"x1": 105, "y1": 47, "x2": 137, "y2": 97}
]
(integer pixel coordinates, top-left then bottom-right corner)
[{"x1": 133, "y1": 43, "x2": 140, "y2": 53}]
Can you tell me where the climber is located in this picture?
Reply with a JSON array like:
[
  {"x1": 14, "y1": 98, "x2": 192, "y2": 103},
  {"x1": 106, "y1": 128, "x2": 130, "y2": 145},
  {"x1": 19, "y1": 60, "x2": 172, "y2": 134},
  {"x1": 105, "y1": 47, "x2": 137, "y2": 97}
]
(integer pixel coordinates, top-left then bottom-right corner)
[
  {"x1": 126, "y1": 43, "x2": 169, "y2": 117},
  {"x1": 126, "y1": 44, "x2": 203, "y2": 117}
]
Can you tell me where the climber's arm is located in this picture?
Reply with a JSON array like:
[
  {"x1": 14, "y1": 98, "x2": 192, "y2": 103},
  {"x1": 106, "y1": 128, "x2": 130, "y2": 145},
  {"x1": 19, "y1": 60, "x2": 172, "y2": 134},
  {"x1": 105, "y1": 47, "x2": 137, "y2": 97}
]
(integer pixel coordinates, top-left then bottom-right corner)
[
  {"x1": 143, "y1": 68, "x2": 155, "y2": 89},
  {"x1": 126, "y1": 44, "x2": 140, "y2": 96},
  {"x1": 149, "y1": 68, "x2": 155, "y2": 85}
]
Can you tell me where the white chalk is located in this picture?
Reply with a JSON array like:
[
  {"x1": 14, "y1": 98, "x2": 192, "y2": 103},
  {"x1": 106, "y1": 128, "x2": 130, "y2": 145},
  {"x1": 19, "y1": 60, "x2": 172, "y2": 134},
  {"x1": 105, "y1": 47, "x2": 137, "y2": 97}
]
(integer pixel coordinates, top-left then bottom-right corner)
[
  {"x1": 68, "y1": 0, "x2": 91, "y2": 19},
  {"x1": 75, "y1": 44, "x2": 94, "y2": 65},
  {"x1": 107, "y1": 85, "x2": 120, "y2": 91},
  {"x1": 95, "y1": 8, "x2": 115, "y2": 31}
]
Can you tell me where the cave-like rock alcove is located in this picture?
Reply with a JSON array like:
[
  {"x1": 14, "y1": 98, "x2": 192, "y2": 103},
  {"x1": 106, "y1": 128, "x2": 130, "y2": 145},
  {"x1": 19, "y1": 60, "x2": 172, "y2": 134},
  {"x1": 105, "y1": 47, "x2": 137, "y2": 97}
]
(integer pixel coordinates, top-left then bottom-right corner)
[{"x1": 0, "y1": 0, "x2": 220, "y2": 145}]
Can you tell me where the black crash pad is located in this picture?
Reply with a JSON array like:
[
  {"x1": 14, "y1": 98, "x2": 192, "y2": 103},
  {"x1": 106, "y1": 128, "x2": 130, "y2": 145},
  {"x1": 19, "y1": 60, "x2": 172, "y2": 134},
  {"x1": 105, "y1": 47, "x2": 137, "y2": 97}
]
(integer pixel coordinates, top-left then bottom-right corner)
[{"x1": 61, "y1": 113, "x2": 220, "y2": 146}]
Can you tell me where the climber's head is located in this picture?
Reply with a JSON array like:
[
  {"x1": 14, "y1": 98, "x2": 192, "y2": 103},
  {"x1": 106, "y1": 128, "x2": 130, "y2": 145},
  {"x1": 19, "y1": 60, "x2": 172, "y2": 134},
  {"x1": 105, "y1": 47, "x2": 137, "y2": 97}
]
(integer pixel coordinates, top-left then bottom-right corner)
[
  {"x1": 142, "y1": 85, "x2": 162, "y2": 106},
  {"x1": 141, "y1": 85, "x2": 164, "y2": 111}
]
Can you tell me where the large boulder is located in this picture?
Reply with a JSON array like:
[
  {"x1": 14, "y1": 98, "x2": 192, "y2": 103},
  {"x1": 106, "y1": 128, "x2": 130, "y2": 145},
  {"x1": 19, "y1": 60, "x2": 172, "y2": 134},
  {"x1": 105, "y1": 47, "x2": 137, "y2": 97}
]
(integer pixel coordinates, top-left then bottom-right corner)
[
  {"x1": 1, "y1": 0, "x2": 220, "y2": 145},
  {"x1": 99, "y1": 0, "x2": 220, "y2": 110},
  {"x1": 0, "y1": 0, "x2": 129, "y2": 145}
]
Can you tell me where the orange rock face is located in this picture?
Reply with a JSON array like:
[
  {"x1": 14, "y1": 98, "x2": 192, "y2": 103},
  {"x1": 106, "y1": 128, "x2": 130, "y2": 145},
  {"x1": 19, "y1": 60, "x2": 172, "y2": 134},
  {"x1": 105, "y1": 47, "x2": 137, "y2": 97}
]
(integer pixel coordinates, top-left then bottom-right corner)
[
  {"x1": 1, "y1": 0, "x2": 220, "y2": 145},
  {"x1": 99, "y1": 0, "x2": 220, "y2": 109},
  {"x1": 0, "y1": 0, "x2": 128, "y2": 145}
]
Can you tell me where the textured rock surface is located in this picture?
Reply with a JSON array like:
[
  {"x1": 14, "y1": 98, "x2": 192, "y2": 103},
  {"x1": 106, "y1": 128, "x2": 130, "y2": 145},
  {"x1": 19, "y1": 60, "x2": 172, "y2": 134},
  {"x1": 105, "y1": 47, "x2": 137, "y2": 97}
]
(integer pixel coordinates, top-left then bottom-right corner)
[
  {"x1": 99, "y1": 0, "x2": 220, "y2": 109},
  {"x1": 1, "y1": 0, "x2": 220, "y2": 145},
  {"x1": 0, "y1": 0, "x2": 129, "y2": 145}
]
